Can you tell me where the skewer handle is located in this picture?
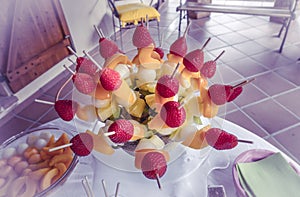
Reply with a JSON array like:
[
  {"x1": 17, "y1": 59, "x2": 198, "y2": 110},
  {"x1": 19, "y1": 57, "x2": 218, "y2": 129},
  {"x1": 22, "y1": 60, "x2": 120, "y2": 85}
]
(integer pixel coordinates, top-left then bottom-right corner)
[
  {"x1": 48, "y1": 143, "x2": 73, "y2": 152},
  {"x1": 104, "y1": 131, "x2": 116, "y2": 137},
  {"x1": 83, "y1": 50, "x2": 102, "y2": 71},
  {"x1": 238, "y1": 139, "x2": 253, "y2": 144},
  {"x1": 35, "y1": 99, "x2": 54, "y2": 105}
]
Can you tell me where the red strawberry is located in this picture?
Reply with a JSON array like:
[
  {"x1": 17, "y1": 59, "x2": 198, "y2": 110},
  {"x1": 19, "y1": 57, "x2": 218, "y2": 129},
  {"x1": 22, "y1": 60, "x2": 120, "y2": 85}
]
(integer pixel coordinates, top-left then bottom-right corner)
[
  {"x1": 70, "y1": 133, "x2": 94, "y2": 156},
  {"x1": 141, "y1": 151, "x2": 167, "y2": 180},
  {"x1": 73, "y1": 73, "x2": 97, "y2": 94},
  {"x1": 132, "y1": 24, "x2": 153, "y2": 48},
  {"x1": 108, "y1": 119, "x2": 134, "y2": 143},
  {"x1": 99, "y1": 38, "x2": 119, "y2": 59},
  {"x1": 160, "y1": 101, "x2": 186, "y2": 128},
  {"x1": 75, "y1": 57, "x2": 98, "y2": 76},
  {"x1": 183, "y1": 49, "x2": 204, "y2": 72},
  {"x1": 170, "y1": 36, "x2": 187, "y2": 57},
  {"x1": 227, "y1": 86, "x2": 243, "y2": 102},
  {"x1": 207, "y1": 84, "x2": 231, "y2": 105},
  {"x1": 54, "y1": 100, "x2": 78, "y2": 121},
  {"x1": 154, "y1": 47, "x2": 164, "y2": 59},
  {"x1": 156, "y1": 75, "x2": 179, "y2": 98},
  {"x1": 76, "y1": 57, "x2": 85, "y2": 65},
  {"x1": 205, "y1": 128, "x2": 238, "y2": 150},
  {"x1": 208, "y1": 84, "x2": 243, "y2": 105},
  {"x1": 200, "y1": 50, "x2": 224, "y2": 78},
  {"x1": 200, "y1": 60, "x2": 216, "y2": 78},
  {"x1": 100, "y1": 68, "x2": 122, "y2": 91}
]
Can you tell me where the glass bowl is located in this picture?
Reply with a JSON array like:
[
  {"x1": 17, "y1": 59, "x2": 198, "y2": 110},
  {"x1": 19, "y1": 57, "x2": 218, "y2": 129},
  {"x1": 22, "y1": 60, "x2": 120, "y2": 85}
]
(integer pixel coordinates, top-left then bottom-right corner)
[{"x1": 0, "y1": 127, "x2": 78, "y2": 197}]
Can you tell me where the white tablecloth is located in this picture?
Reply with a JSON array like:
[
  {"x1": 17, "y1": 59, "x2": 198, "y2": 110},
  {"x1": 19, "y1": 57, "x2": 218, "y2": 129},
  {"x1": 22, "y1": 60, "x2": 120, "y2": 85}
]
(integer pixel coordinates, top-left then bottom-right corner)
[{"x1": 45, "y1": 117, "x2": 299, "y2": 197}]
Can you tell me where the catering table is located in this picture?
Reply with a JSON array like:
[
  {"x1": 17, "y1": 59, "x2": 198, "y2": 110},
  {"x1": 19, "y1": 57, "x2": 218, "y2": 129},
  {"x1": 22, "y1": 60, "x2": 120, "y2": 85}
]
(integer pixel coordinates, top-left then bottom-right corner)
[{"x1": 44, "y1": 116, "x2": 300, "y2": 197}]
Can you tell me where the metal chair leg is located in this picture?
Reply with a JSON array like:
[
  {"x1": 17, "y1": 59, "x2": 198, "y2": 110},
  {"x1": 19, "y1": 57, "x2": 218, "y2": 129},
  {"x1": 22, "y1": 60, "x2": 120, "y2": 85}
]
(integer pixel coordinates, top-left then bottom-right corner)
[
  {"x1": 119, "y1": 21, "x2": 124, "y2": 51},
  {"x1": 178, "y1": 10, "x2": 183, "y2": 38},
  {"x1": 277, "y1": 18, "x2": 287, "y2": 38},
  {"x1": 278, "y1": 18, "x2": 292, "y2": 53},
  {"x1": 112, "y1": 16, "x2": 117, "y2": 41}
]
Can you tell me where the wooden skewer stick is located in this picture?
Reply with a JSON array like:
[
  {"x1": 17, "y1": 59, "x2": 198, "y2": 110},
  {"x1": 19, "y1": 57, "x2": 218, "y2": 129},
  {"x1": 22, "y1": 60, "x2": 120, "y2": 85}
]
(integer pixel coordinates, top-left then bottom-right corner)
[
  {"x1": 35, "y1": 99, "x2": 54, "y2": 105},
  {"x1": 214, "y1": 50, "x2": 225, "y2": 62},
  {"x1": 68, "y1": 58, "x2": 76, "y2": 65},
  {"x1": 67, "y1": 46, "x2": 79, "y2": 58},
  {"x1": 63, "y1": 64, "x2": 76, "y2": 75},
  {"x1": 83, "y1": 50, "x2": 102, "y2": 71},
  {"x1": 93, "y1": 25, "x2": 103, "y2": 38},
  {"x1": 238, "y1": 139, "x2": 253, "y2": 144},
  {"x1": 101, "y1": 179, "x2": 109, "y2": 197},
  {"x1": 115, "y1": 182, "x2": 120, "y2": 197},
  {"x1": 48, "y1": 132, "x2": 115, "y2": 152},
  {"x1": 49, "y1": 143, "x2": 73, "y2": 152},
  {"x1": 200, "y1": 37, "x2": 211, "y2": 51},
  {"x1": 171, "y1": 62, "x2": 180, "y2": 78},
  {"x1": 155, "y1": 173, "x2": 162, "y2": 190},
  {"x1": 104, "y1": 131, "x2": 116, "y2": 137},
  {"x1": 179, "y1": 92, "x2": 194, "y2": 109},
  {"x1": 232, "y1": 78, "x2": 255, "y2": 89}
]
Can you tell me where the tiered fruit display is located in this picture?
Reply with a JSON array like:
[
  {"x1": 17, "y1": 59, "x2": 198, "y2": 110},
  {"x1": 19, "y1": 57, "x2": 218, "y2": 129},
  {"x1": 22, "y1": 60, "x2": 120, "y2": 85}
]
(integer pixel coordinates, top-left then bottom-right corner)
[{"x1": 32, "y1": 23, "x2": 254, "y2": 188}]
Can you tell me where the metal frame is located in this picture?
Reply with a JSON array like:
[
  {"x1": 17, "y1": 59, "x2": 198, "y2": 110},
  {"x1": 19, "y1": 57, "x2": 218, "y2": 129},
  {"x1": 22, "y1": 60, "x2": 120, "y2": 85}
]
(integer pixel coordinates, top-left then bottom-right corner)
[{"x1": 176, "y1": 0, "x2": 298, "y2": 53}]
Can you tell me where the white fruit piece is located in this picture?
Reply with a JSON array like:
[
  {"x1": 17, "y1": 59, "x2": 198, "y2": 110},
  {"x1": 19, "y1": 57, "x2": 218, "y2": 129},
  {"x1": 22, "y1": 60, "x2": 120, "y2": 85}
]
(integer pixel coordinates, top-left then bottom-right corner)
[
  {"x1": 135, "y1": 67, "x2": 156, "y2": 86},
  {"x1": 114, "y1": 64, "x2": 130, "y2": 79}
]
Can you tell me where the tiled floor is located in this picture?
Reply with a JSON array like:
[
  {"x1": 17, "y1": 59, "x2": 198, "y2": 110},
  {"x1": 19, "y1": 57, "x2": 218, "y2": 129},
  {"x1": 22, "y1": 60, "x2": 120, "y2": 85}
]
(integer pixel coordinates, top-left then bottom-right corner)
[{"x1": 1, "y1": 0, "x2": 300, "y2": 164}]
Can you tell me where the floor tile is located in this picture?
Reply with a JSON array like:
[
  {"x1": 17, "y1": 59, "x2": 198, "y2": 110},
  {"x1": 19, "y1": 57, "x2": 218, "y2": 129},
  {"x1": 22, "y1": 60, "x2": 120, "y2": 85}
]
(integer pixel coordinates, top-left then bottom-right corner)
[
  {"x1": 209, "y1": 63, "x2": 244, "y2": 84},
  {"x1": 18, "y1": 95, "x2": 54, "y2": 122},
  {"x1": 226, "y1": 57, "x2": 268, "y2": 78},
  {"x1": 274, "y1": 124, "x2": 300, "y2": 162},
  {"x1": 281, "y1": 44, "x2": 300, "y2": 61},
  {"x1": 211, "y1": 14, "x2": 237, "y2": 24},
  {"x1": 274, "y1": 88, "x2": 300, "y2": 118},
  {"x1": 239, "y1": 16, "x2": 268, "y2": 27},
  {"x1": 209, "y1": 46, "x2": 247, "y2": 63},
  {"x1": 264, "y1": 136, "x2": 296, "y2": 161},
  {"x1": 252, "y1": 72, "x2": 296, "y2": 96},
  {"x1": 251, "y1": 50, "x2": 294, "y2": 69},
  {"x1": 217, "y1": 31, "x2": 249, "y2": 45},
  {"x1": 237, "y1": 27, "x2": 266, "y2": 40},
  {"x1": 204, "y1": 37, "x2": 228, "y2": 51},
  {"x1": 233, "y1": 40, "x2": 269, "y2": 56},
  {"x1": 217, "y1": 102, "x2": 238, "y2": 116},
  {"x1": 233, "y1": 84, "x2": 268, "y2": 108},
  {"x1": 205, "y1": 24, "x2": 233, "y2": 36},
  {"x1": 0, "y1": 116, "x2": 36, "y2": 143},
  {"x1": 275, "y1": 63, "x2": 300, "y2": 86},
  {"x1": 254, "y1": 36, "x2": 284, "y2": 50},
  {"x1": 222, "y1": 20, "x2": 252, "y2": 31},
  {"x1": 224, "y1": 110, "x2": 268, "y2": 138},
  {"x1": 243, "y1": 99, "x2": 299, "y2": 134}
]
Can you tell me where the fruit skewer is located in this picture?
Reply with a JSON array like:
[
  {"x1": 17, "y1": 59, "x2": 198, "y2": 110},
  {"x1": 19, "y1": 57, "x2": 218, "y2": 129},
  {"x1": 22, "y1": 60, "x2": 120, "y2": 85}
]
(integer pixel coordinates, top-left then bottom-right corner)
[
  {"x1": 208, "y1": 78, "x2": 255, "y2": 105},
  {"x1": 205, "y1": 128, "x2": 253, "y2": 150},
  {"x1": 200, "y1": 50, "x2": 225, "y2": 78},
  {"x1": 48, "y1": 132, "x2": 115, "y2": 154}
]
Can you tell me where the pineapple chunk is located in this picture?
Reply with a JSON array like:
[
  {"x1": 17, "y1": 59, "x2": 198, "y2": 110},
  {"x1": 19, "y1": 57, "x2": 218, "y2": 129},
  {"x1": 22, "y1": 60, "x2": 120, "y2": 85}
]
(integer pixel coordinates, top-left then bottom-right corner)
[{"x1": 129, "y1": 97, "x2": 146, "y2": 118}]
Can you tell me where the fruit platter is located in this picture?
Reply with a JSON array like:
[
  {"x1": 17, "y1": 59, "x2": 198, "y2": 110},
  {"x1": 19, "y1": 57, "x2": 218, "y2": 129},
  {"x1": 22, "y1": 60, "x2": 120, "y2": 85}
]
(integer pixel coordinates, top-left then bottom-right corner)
[{"x1": 21, "y1": 21, "x2": 254, "y2": 196}]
